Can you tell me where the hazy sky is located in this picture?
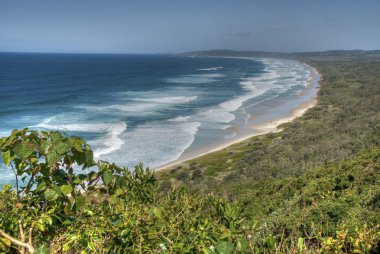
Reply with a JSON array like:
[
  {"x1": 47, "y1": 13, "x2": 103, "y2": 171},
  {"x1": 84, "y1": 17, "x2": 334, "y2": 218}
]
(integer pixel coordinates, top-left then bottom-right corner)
[{"x1": 1, "y1": 0, "x2": 379, "y2": 53}]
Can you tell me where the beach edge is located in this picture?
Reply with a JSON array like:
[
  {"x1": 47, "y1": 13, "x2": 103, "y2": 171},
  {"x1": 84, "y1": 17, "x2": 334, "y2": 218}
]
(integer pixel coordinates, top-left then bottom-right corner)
[{"x1": 155, "y1": 60, "x2": 321, "y2": 172}]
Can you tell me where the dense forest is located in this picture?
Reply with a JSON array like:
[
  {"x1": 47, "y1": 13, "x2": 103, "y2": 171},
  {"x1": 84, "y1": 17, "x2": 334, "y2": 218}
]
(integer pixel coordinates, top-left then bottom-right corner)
[{"x1": 1, "y1": 51, "x2": 380, "y2": 253}]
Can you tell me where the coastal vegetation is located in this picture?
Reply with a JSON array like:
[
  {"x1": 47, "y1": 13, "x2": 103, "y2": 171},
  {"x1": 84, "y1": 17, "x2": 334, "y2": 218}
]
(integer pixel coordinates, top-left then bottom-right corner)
[
  {"x1": 0, "y1": 129, "x2": 250, "y2": 253},
  {"x1": 0, "y1": 51, "x2": 379, "y2": 253},
  {"x1": 158, "y1": 51, "x2": 380, "y2": 253}
]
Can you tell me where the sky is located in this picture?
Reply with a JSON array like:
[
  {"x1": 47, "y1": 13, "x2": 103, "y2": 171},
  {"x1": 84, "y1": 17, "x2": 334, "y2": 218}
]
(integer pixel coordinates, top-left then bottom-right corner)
[{"x1": 0, "y1": 0, "x2": 379, "y2": 54}]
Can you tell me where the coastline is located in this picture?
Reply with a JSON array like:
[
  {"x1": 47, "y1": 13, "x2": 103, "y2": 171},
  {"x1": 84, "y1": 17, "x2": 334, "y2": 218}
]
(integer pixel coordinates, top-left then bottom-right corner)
[{"x1": 156, "y1": 60, "x2": 320, "y2": 171}]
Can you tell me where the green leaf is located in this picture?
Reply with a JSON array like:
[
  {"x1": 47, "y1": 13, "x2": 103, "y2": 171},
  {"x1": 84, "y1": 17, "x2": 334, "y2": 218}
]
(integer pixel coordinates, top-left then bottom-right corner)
[
  {"x1": 85, "y1": 150, "x2": 94, "y2": 166},
  {"x1": 64, "y1": 204, "x2": 73, "y2": 215},
  {"x1": 0, "y1": 237, "x2": 11, "y2": 250},
  {"x1": 109, "y1": 195, "x2": 119, "y2": 205},
  {"x1": 73, "y1": 150, "x2": 86, "y2": 165},
  {"x1": 215, "y1": 241, "x2": 234, "y2": 254},
  {"x1": 35, "y1": 182, "x2": 47, "y2": 192},
  {"x1": 152, "y1": 207, "x2": 162, "y2": 218},
  {"x1": 11, "y1": 129, "x2": 19, "y2": 136},
  {"x1": 46, "y1": 152, "x2": 63, "y2": 166},
  {"x1": 60, "y1": 185, "x2": 73, "y2": 195},
  {"x1": 236, "y1": 238, "x2": 248, "y2": 252},
  {"x1": 40, "y1": 139, "x2": 50, "y2": 154},
  {"x1": 114, "y1": 188, "x2": 124, "y2": 196},
  {"x1": 1, "y1": 150, "x2": 12, "y2": 166},
  {"x1": 3, "y1": 135, "x2": 15, "y2": 147},
  {"x1": 34, "y1": 244, "x2": 50, "y2": 254},
  {"x1": 51, "y1": 132, "x2": 62, "y2": 141},
  {"x1": 297, "y1": 237, "x2": 304, "y2": 251},
  {"x1": 72, "y1": 142, "x2": 84, "y2": 152},
  {"x1": 14, "y1": 142, "x2": 34, "y2": 159},
  {"x1": 74, "y1": 196, "x2": 86, "y2": 211},
  {"x1": 54, "y1": 141, "x2": 70, "y2": 155},
  {"x1": 220, "y1": 231, "x2": 231, "y2": 239},
  {"x1": 102, "y1": 171, "x2": 113, "y2": 185},
  {"x1": 44, "y1": 188, "x2": 59, "y2": 201},
  {"x1": 62, "y1": 243, "x2": 71, "y2": 252},
  {"x1": 42, "y1": 216, "x2": 53, "y2": 226},
  {"x1": 265, "y1": 235, "x2": 276, "y2": 251},
  {"x1": 0, "y1": 137, "x2": 6, "y2": 147}
]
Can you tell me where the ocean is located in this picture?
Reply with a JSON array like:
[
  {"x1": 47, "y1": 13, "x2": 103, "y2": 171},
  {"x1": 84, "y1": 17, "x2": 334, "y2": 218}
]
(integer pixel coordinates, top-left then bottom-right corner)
[{"x1": 0, "y1": 53, "x2": 318, "y2": 185}]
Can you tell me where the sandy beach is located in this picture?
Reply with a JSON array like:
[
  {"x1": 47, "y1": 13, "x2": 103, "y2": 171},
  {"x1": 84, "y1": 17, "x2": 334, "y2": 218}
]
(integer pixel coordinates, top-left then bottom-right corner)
[{"x1": 156, "y1": 61, "x2": 320, "y2": 171}]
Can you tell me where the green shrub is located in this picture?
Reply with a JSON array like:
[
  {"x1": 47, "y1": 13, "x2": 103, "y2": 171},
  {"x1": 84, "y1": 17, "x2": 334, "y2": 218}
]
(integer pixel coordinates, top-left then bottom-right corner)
[{"x1": 0, "y1": 129, "x2": 250, "y2": 253}]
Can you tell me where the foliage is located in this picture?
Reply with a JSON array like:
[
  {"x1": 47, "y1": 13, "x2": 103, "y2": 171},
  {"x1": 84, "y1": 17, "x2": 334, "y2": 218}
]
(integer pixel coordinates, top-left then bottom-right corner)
[
  {"x1": 0, "y1": 129, "x2": 252, "y2": 253},
  {"x1": 158, "y1": 53, "x2": 380, "y2": 252}
]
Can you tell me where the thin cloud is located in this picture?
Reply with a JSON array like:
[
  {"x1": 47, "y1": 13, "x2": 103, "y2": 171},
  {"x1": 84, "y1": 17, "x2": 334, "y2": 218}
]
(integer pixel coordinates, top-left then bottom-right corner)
[
  {"x1": 225, "y1": 31, "x2": 252, "y2": 38},
  {"x1": 236, "y1": 32, "x2": 251, "y2": 37}
]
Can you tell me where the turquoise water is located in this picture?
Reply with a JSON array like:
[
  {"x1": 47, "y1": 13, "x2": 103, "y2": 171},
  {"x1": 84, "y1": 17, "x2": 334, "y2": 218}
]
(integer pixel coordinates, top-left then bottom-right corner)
[{"x1": 0, "y1": 53, "x2": 315, "y2": 185}]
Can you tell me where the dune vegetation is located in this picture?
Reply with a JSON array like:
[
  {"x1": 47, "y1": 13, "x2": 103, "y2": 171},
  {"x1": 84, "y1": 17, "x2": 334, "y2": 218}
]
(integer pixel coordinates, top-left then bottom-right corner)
[
  {"x1": 158, "y1": 51, "x2": 380, "y2": 253},
  {"x1": 0, "y1": 51, "x2": 380, "y2": 253}
]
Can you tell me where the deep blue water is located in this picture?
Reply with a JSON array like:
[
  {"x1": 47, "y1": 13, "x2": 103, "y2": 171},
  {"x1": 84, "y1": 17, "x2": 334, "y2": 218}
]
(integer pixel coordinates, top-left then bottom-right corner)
[{"x1": 0, "y1": 53, "x2": 313, "y2": 185}]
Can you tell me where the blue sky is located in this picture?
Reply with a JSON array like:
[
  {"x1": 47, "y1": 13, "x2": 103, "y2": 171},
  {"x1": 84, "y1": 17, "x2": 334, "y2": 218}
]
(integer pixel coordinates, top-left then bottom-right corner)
[{"x1": 0, "y1": 0, "x2": 379, "y2": 53}]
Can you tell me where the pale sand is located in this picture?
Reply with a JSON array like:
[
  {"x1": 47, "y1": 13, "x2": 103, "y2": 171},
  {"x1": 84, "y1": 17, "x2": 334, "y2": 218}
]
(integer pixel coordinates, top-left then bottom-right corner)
[{"x1": 156, "y1": 62, "x2": 320, "y2": 171}]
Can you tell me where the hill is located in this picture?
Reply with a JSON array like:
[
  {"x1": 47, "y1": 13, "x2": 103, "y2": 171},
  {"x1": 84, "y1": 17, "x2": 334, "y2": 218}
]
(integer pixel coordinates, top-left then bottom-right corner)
[{"x1": 158, "y1": 51, "x2": 380, "y2": 252}]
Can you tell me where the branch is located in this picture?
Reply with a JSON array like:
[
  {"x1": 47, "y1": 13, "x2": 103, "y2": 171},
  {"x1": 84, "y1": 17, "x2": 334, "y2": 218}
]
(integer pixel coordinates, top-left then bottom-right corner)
[
  {"x1": 28, "y1": 228, "x2": 33, "y2": 246},
  {"x1": 0, "y1": 229, "x2": 34, "y2": 253},
  {"x1": 19, "y1": 173, "x2": 35, "y2": 198},
  {"x1": 18, "y1": 220, "x2": 25, "y2": 254},
  {"x1": 10, "y1": 163, "x2": 19, "y2": 198}
]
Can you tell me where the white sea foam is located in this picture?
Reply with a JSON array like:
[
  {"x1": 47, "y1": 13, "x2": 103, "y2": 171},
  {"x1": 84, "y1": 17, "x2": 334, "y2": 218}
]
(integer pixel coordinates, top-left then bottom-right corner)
[
  {"x1": 192, "y1": 88, "x2": 265, "y2": 125},
  {"x1": 198, "y1": 74, "x2": 225, "y2": 78},
  {"x1": 33, "y1": 119, "x2": 127, "y2": 159},
  {"x1": 132, "y1": 96, "x2": 198, "y2": 104},
  {"x1": 102, "y1": 121, "x2": 201, "y2": 168},
  {"x1": 35, "y1": 121, "x2": 126, "y2": 133},
  {"x1": 102, "y1": 103, "x2": 158, "y2": 113},
  {"x1": 92, "y1": 123, "x2": 127, "y2": 158},
  {"x1": 77, "y1": 96, "x2": 198, "y2": 113},
  {"x1": 184, "y1": 58, "x2": 312, "y2": 129},
  {"x1": 168, "y1": 116, "x2": 191, "y2": 122},
  {"x1": 198, "y1": 67, "x2": 223, "y2": 71},
  {"x1": 165, "y1": 74, "x2": 224, "y2": 84}
]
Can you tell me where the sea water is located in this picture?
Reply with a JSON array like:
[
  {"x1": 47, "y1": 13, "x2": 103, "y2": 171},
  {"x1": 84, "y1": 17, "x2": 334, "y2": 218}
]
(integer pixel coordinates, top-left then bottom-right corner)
[{"x1": 0, "y1": 53, "x2": 315, "y2": 185}]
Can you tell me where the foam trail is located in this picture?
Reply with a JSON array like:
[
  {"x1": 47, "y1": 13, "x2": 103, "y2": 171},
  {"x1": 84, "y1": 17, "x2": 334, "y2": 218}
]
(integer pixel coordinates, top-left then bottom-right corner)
[
  {"x1": 132, "y1": 96, "x2": 198, "y2": 104},
  {"x1": 33, "y1": 119, "x2": 127, "y2": 159},
  {"x1": 34, "y1": 121, "x2": 126, "y2": 133},
  {"x1": 166, "y1": 74, "x2": 224, "y2": 84},
  {"x1": 184, "y1": 58, "x2": 313, "y2": 129},
  {"x1": 168, "y1": 116, "x2": 191, "y2": 122},
  {"x1": 105, "y1": 121, "x2": 201, "y2": 168},
  {"x1": 198, "y1": 67, "x2": 223, "y2": 71},
  {"x1": 92, "y1": 123, "x2": 127, "y2": 158},
  {"x1": 76, "y1": 96, "x2": 198, "y2": 113},
  {"x1": 197, "y1": 74, "x2": 225, "y2": 78}
]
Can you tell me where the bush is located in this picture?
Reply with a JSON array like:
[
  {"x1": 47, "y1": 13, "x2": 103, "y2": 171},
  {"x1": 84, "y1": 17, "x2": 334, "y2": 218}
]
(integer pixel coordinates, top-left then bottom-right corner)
[{"x1": 0, "y1": 129, "x2": 250, "y2": 253}]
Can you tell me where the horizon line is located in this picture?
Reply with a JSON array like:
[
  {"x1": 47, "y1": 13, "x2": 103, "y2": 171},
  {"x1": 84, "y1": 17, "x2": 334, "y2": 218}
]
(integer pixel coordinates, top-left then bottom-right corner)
[{"x1": 0, "y1": 48, "x2": 379, "y2": 55}]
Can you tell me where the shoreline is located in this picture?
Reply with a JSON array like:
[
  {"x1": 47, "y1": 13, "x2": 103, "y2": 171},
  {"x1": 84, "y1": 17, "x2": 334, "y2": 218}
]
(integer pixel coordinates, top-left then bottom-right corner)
[{"x1": 156, "y1": 61, "x2": 320, "y2": 171}]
